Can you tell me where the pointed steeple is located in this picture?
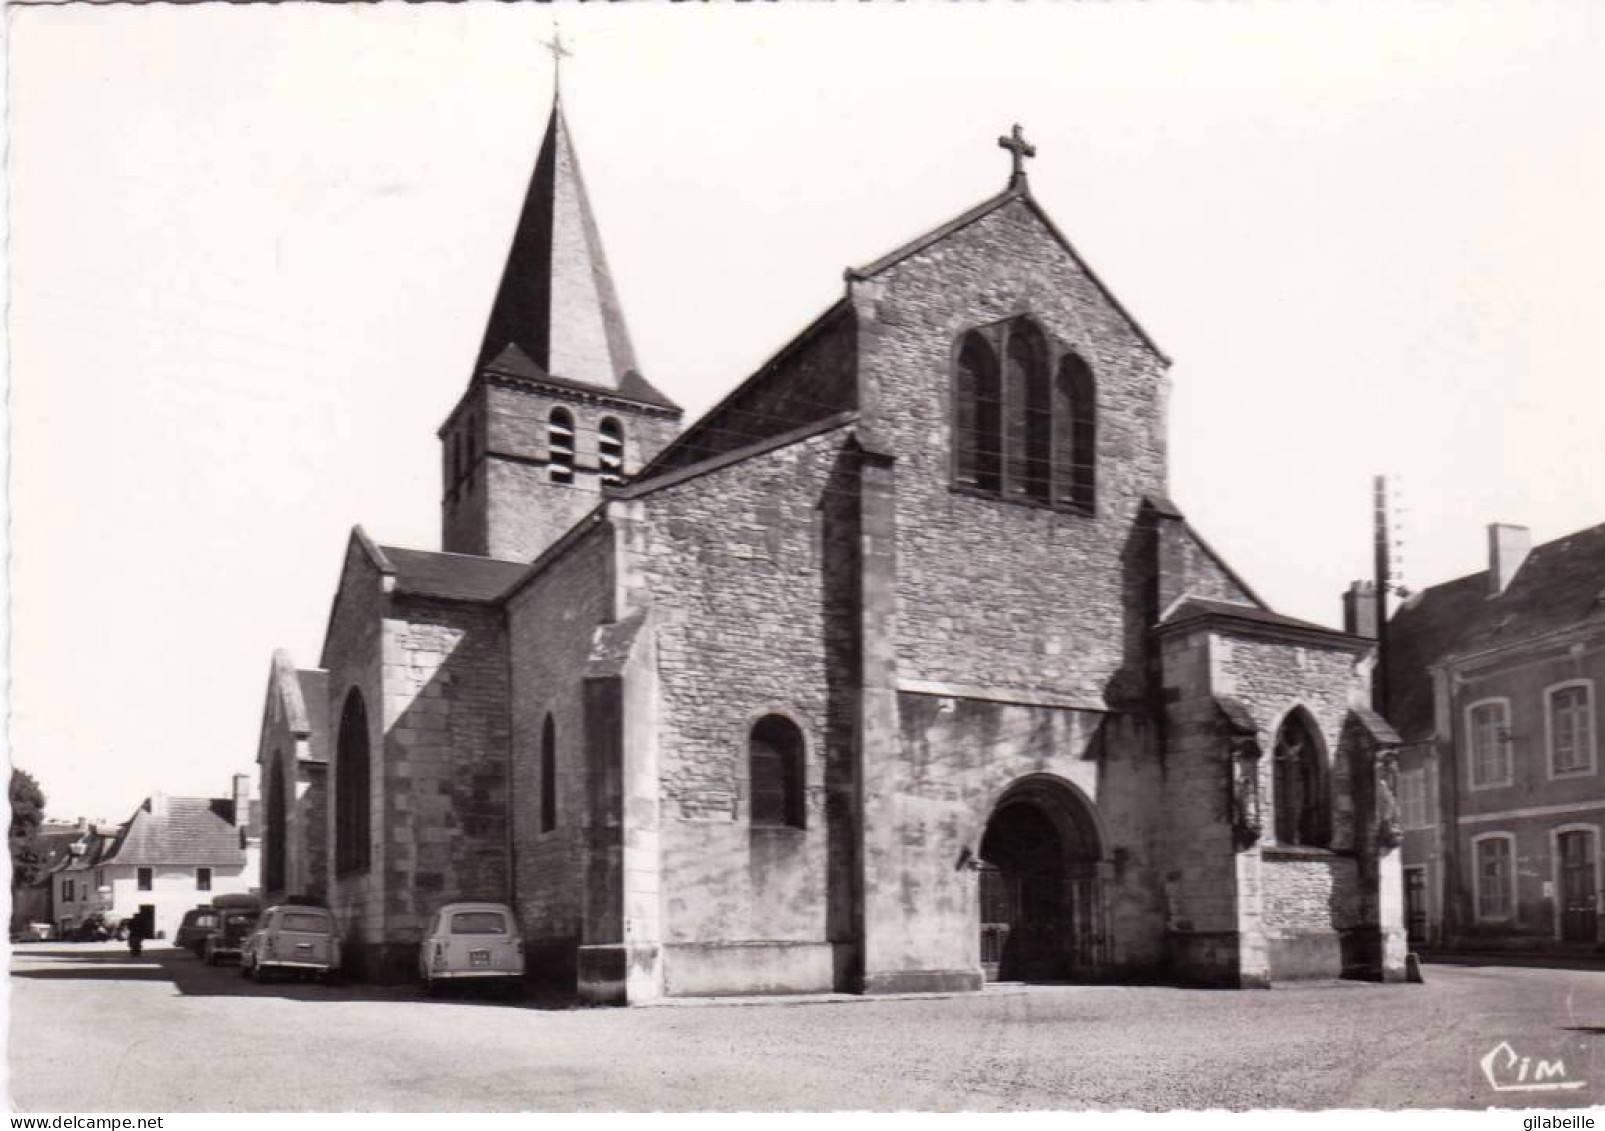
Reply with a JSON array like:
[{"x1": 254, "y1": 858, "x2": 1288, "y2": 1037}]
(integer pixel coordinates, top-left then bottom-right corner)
[{"x1": 475, "y1": 91, "x2": 639, "y2": 390}]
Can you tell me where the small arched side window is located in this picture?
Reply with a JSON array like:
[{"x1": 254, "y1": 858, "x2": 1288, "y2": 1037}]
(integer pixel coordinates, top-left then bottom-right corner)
[
  {"x1": 1273, "y1": 710, "x2": 1328, "y2": 847},
  {"x1": 548, "y1": 408, "x2": 575, "y2": 485},
  {"x1": 598, "y1": 417, "x2": 626, "y2": 488},
  {"x1": 954, "y1": 333, "x2": 1002, "y2": 494},
  {"x1": 539, "y1": 714, "x2": 557, "y2": 833},
  {"x1": 749, "y1": 714, "x2": 805, "y2": 829}
]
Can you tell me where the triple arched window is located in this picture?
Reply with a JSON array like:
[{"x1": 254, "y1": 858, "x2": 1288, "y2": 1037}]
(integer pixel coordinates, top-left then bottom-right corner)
[
  {"x1": 954, "y1": 317, "x2": 1096, "y2": 511},
  {"x1": 334, "y1": 688, "x2": 372, "y2": 876}
]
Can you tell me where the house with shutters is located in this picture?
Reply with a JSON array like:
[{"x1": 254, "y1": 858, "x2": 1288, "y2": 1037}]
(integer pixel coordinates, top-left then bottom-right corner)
[
  {"x1": 1385, "y1": 521, "x2": 1605, "y2": 952},
  {"x1": 83, "y1": 777, "x2": 262, "y2": 940},
  {"x1": 257, "y1": 83, "x2": 1408, "y2": 999}
]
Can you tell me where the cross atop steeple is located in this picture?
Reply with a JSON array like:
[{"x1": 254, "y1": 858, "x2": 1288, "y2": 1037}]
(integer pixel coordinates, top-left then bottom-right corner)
[
  {"x1": 542, "y1": 26, "x2": 572, "y2": 96},
  {"x1": 997, "y1": 123, "x2": 1036, "y2": 187}
]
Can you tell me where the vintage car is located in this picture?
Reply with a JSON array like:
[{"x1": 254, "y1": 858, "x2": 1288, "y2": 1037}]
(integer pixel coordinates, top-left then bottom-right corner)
[
  {"x1": 240, "y1": 904, "x2": 341, "y2": 982},
  {"x1": 418, "y1": 902, "x2": 524, "y2": 992},
  {"x1": 195, "y1": 894, "x2": 261, "y2": 964},
  {"x1": 176, "y1": 908, "x2": 221, "y2": 956}
]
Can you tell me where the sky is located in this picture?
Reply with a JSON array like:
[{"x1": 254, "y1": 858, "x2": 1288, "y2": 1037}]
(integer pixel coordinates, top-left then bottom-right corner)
[{"x1": 9, "y1": 3, "x2": 1605, "y2": 823}]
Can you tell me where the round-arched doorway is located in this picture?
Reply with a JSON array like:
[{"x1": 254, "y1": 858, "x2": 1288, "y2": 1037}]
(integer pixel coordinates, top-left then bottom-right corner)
[{"x1": 978, "y1": 777, "x2": 1105, "y2": 982}]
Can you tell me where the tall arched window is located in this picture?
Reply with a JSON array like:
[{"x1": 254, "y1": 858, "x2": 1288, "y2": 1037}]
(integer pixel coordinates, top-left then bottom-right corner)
[
  {"x1": 1055, "y1": 352, "x2": 1096, "y2": 511},
  {"x1": 598, "y1": 417, "x2": 625, "y2": 488},
  {"x1": 749, "y1": 714, "x2": 805, "y2": 829},
  {"x1": 548, "y1": 407, "x2": 575, "y2": 485},
  {"x1": 1005, "y1": 322, "x2": 1051, "y2": 502},
  {"x1": 265, "y1": 758, "x2": 287, "y2": 892},
  {"x1": 1273, "y1": 710, "x2": 1327, "y2": 847},
  {"x1": 539, "y1": 714, "x2": 557, "y2": 833},
  {"x1": 954, "y1": 333, "x2": 1002, "y2": 493},
  {"x1": 335, "y1": 688, "x2": 372, "y2": 875}
]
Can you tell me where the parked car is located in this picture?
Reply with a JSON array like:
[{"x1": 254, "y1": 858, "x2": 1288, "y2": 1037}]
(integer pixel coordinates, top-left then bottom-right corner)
[
  {"x1": 176, "y1": 908, "x2": 222, "y2": 957},
  {"x1": 240, "y1": 904, "x2": 341, "y2": 983},
  {"x1": 72, "y1": 911, "x2": 123, "y2": 942},
  {"x1": 418, "y1": 902, "x2": 524, "y2": 993},
  {"x1": 201, "y1": 899, "x2": 261, "y2": 966}
]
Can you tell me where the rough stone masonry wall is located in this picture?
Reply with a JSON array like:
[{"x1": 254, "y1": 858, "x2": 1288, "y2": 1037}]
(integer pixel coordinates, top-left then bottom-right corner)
[
  {"x1": 378, "y1": 596, "x2": 511, "y2": 974},
  {"x1": 446, "y1": 377, "x2": 680, "y2": 563},
  {"x1": 1216, "y1": 630, "x2": 1369, "y2": 977},
  {"x1": 853, "y1": 196, "x2": 1170, "y2": 703},
  {"x1": 320, "y1": 540, "x2": 388, "y2": 965},
  {"x1": 630, "y1": 425, "x2": 859, "y2": 994},
  {"x1": 652, "y1": 311, "x2": 858, "y2": 475},
  {"x1": 1158, "y1": 629, "x2": 1243, "y2": 943},
  {"x1": 505, "y1": 523, "x2": 615, "y2": 968},
  {"x1": 892, "y1": 696, "x2": 1167, "y2": 977},
  {"x1": 1212, "y1": 633, "x2": 1362, "y2": 854},
  {"x1": 298, "y1": 760, "x2": 328, "y2": 903},
  {"x1": 1260, "y1": 854, "x2": 1361, "y2": 934}
]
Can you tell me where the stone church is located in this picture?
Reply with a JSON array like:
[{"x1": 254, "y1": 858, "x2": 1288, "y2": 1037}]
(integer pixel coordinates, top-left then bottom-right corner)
[{"x1": 256, "y1": 90, "x2": 1408, "y2": 1001}]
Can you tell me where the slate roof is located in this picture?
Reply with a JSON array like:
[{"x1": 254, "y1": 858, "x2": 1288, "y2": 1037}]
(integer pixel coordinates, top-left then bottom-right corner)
[
  {"x1": 101, "y1": 797, "x2": 247, "y2": 869},
  {"x1": 483, "y1": 343, "x2": 679, "y2": 412},
  {"x1": 1386, "y1": 521, "x2": 1605, "y2": 743},
  {"x1": 474, "y1": 95, "x2": 675, "y2": 410},
  {"x1": 1158, "y1": 597, "x2": 1370, "y2": 649},
  {"x1": 377, "y1": 545, "x2": 528, "y2": 603}
]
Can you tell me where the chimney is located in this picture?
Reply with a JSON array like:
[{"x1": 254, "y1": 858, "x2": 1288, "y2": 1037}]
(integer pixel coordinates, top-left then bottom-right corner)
[
  {"x1": 232, "y1": 773, "x2": 251, "y2": 829},
  {"x1": 1487, "y1": 523, "x2": 1532, "y2": 595},
  {"x1": 147, "y1": 792, "x2": 166, "y2": 819},
  {"x1": 1343, "y1": 580, "x2": 1378, "y2": 639}
]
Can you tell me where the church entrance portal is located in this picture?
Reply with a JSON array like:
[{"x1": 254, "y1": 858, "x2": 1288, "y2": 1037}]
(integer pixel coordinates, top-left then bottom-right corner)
[{"x1": 978, "y1": 779, "x2": 1105, "y2": 982}]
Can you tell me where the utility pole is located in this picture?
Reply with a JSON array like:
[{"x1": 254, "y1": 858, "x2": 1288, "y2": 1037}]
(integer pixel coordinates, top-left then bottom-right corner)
[{"x1": 1373, "y1": 475, "x2": 1391, "y2": 719}]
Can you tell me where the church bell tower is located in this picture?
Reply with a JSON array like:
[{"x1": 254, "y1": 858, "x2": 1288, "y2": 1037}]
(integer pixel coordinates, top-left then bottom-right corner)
[{"x1": 440, "y1": 77, "x2": 681, "y2": 562}]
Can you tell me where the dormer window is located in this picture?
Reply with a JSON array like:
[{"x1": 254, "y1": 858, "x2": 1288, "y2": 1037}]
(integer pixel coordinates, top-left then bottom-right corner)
[
  {"x1": 548, "y1": 408, "x2": 575, "y2": 485},
  {"x1": 953, "y1": 316, "x2": 1097, "y2": 512}
]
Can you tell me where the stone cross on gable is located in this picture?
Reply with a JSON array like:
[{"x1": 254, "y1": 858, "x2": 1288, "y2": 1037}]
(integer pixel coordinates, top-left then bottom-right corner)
[{"x1": 998, "y1": 124, "x2": 1036, "y2": 185}]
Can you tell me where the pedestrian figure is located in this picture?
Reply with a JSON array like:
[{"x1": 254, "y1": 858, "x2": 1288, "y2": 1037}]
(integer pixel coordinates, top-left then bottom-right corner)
[{"x1": 126, "y1": 917, "x2": 144, "y2": 958}]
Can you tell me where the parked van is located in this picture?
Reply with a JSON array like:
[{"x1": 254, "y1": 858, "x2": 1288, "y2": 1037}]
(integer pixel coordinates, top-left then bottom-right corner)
[
  {"x1": 418, "y1": 902, "x2": 524, "y2": 992},
  {"x1": 241, "y1": 905, "x2": 340, "y2": 983},
  {"x1": 200, "y1": 894, "x2": 261, "y2": 965},
  {"x1": 175, "y1": 907, "x2": 221, "y2": 957}
]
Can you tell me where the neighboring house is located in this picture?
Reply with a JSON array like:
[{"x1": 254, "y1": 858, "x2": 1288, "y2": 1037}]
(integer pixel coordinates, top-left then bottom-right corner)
[
  {"x1": 1386, "y1": 521, "x2": 1605, "y2": 951},
  {"x1": 89, "y1": 777, "x2": 262, "y2": 940},
  {"x1": 255, "y1": 650, "x2": 329, "y2": 905},
  {"x1": 258, "y1": 88, "x2": 1408, "y2": 997},
  {"x1": 50, "y1": 821, "x2": 124, "y2": 936},
  {"x1": 12, "y1": 819, "x2": 111, "y2": 937}
]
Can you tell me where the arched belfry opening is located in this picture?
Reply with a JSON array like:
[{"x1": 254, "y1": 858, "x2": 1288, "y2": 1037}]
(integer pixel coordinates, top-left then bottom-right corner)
[{"x1": 978, "y1": 777, "x2": 1105, "y2": 982}]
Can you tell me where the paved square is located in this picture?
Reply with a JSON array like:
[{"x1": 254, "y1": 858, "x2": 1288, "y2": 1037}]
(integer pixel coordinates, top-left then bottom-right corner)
[{"x1": 10, "y1": 943, "x2": 1604, "y2": 1111}]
